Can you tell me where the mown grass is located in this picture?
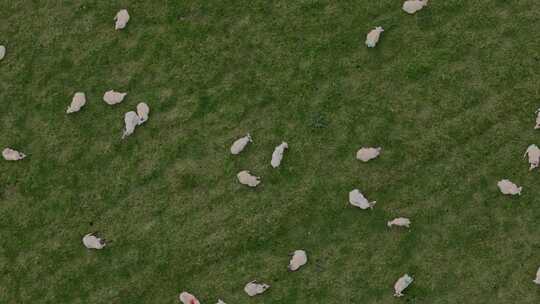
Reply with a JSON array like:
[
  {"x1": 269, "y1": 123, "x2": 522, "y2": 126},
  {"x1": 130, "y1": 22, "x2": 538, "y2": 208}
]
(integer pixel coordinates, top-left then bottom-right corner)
[{"x1": 2, "y1": 0, "x2": 540, "y2": 303}]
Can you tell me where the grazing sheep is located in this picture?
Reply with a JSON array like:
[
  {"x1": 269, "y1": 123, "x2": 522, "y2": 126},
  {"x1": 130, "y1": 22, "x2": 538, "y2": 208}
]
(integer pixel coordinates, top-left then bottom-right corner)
[
  {"x1": 237, "y1": 170, "x2": 261, "y2": 187},
  {"x1": 394, "y1": 274, "x2": 414, "y2": 297},
  {"x1": 271, "y1": 142, "x2": 288, "y2": 168},
  {"x1": 535, "y1": 109, "x2": 540, "y2": 129},
  {"x1": 497, "y1": 179, "x2": 522, "y2": 196},
  {"x1": 402, "y1": 0, "x2": 428, "y2": 14},
  {"x1": 244, "y1": 281, "x2": 270, "y2": 297},
  {"x1": 0, "y1": 45, "x2": 5, "y2": 61},
  {"x1": 103, "y1": 90, "x2": 127, "y2": 105},
  {"x1": 2, "y1": 148, "x2": 26, "y2": 161},
  {"x1": 179, "y1": 292, "x2": 200, "y2": 304},
  {"x1": 230, "y1": 134, "x2": 252, "y2": 155},
  {"x1": 349, "y1": 189, "x2": 376, "y2": 209},
  {"x1": 136, "y1": 102, "x2": 150, "y2": 125},
  {"x1": 387, "y1": 217, "x2": 411, "y2": 228},
  {"x1": 122, "y1": 111, "x2": 140, "y2": 139},
  {"x1": 66, "y1": 92, "x2": 86, "y2": 114},
  {"x1": 356, "y1": 147, "x2": 381, "y2": 162},
  {"x1": 533, "y1": 267, "x2": 540, "y2": 285},
  {"x1": 288, "y1": 250, "x2": 308, "y2": 271},
  {"x1": 114, "y1": 9, "x2": 130, "y2": 30},
  {"x1": 525, "y1": 144, "x2": 540, "y2": 171},
  {"x1": 82, "y1": 233, "x2": 106, "y2": 250},
  {"x1": 366, "y1": 26, "x2": 384, "y2": 48}
]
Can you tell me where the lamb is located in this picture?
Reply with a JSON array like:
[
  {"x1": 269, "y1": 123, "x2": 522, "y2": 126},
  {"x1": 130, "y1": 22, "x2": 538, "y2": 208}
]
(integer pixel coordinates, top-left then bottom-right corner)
[
  {"x1": 288, "y1": 250, "x2": 308, "y2": 271},
  {"x1": 387, "y1": 217, "x2": 411, "y2": 228},
  {"x1": 66, "y1": 92, "x2": 86, "y2": 114},
  {"x1": 122, "y1": 111, "x2": 140, "y2": 139},
  {"x1": 178, "y1": 292, "x2": 200, "y2": 304},
  {"x1": 2, "y1": 148, "x2": 26, "y2": 161},
  {"x1": 230, "y1": 134, "x2": 252, "y2": 155},
  {"x1": 349, "y1": 189, "x2": 376, "y2": 209},
  {"x1": 366, "y1": 26, "x2": 384, "y2": 48},
  {"x1": 114, "y1": 9, "x2": 130, "y2": 30},
  {"x1": 244, "y1": 281, "x2": 270, "y2": 297},
  {"x1": 533, "y1": 267, "x2": 540, "y2": 285},
  {"x1": 356, "y1": 147, "x2": 381, "y2": 162},
  {"x1": 237, "y1": 170, "x2": 261, "y2": 187},
  {"x1": 535, "y1": 109, "x2": 540, "y2": 129},
  {"x1": 497, "y1": 179, "x2": 522, "y2": 196},
  {"x1": 0, "y1": 45, "x2": 5, "y2": 61},
  {"x1": 82, "y1": 233, "x2": 106, "y2": 250},
  {"x1": 394, "y1": 274, "x2": 414, "y2": 297},
  {"x1": 402, "y1": 0, "x2": 428, "y2": 14},
  {"x1": 271, "y1": 142, "x2": 288, "y2": 168},
  {"x1": 136, "y1": 102, "x2": 150, "y2": 125},
  {"x1": 103, "y1": 90, "x2": 127, "y2": 105},
  {"x1": 525, "y1": 144, "x2": 540, "y2": 171}
]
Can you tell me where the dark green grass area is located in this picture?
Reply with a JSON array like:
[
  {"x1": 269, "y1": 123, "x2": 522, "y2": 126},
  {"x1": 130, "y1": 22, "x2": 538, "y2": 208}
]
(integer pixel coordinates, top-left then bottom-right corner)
[{"x1": 2, "y1": 0, "x2": 540, "y2": 303}]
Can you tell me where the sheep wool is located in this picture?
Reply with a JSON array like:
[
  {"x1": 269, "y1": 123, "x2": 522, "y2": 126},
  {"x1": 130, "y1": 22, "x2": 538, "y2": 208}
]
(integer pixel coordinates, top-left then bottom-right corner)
[
  {"x1": 535, "y1": 109, "x2": 540, "y2": 129},
  {"x1": 136, "y1": 102, "x2": 150, "y2": 125},
  {"x1": 216, "y1": 300, "x2": 226, "y2": 304},
  {"x1": 366, "y1": 26, "x2": 384, "y2": 48},
  {"x1": 525, "y1": 144, "x2": 540, "y2": 171},
  {"x1": 0, "y1": 45, "x2": 5, "y2": 61},
  {"x1": 114, "y1": 9, "x2": 130, "y2": 30},
  {"x1": 533, "y1": 267, "x2": 540, "y2": 285},
  {"x1": 82, "y1": 233, "x2": 106, "y2": 250},
  {"x1": 349, "y1": 189, "x2": 376, "y2": 209},
  {"x1": 230, "y1": 134, "x2": 252, "y2": 155},
  {"x1": 288, "y1": 250, "x2": 308, "y2": 271},
  {"x1": 356, "y1": 147, "x2": 381, "y2": 162},
  {"x1": 271, "y1": 142, "x2": 288, "y2": 168},
  {"x1": 179, "y1": 292, "x2": 200, "y2": 304},
  {"x1": 103, "y1": 90, "x2": 127, "y2": 105},
  {"x1": 2, "y1": 148, "x2": 26, "y2": 161},
  {"x1": 497, "y1": 179, "x2": 522, "y2": 196},
  {"x1": 237, "y1": 170, "x2": 261, "y2": 187},
  {"x1": 387, "y1": 217, "x2": 411, "y2": 228},
  {"x1": 122, "y1": 111, "x2": 140, "y2": 139},
  {"x1": 394, "y1": 274, "x2": 414, "y2": 297},
  {"x1": 244, "y1": 281, "x2": 270, "y2": 297},
  {"x1": 402, "y1": 0, "x2": 428, "y2": 14},
  {"x1": 66, "y1": 92, "x2": 86, "y2": 114}
]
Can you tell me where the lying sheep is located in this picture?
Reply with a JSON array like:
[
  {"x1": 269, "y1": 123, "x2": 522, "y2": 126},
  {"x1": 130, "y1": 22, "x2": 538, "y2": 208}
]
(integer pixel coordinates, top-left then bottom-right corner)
[
  {"x1": 356, "y1": 147, "x2": 381, "y2": 162},
  {"x1": 114, "y1": 9, "x2": 130, "y2": 30},
  {"x1": 394, "y1": 274, "x2": 413, "y2": 297},
  {"x1": 535, "y1": 109, "x2": 540, "y2": 129},
  {"x1": 230, "y1": 134, "x2": 252, "y2": 155},
  {"x1": 237, "y1": 170, "x2": 261, "y2": 187},
  {"x1": 66, "y1": 92, "x2": 86, "y2": 114},
  {"x1": 82, "y1": 233, "x2": 106, "y2": 250},
  {"x1": 244, "y1": 281, "x2": 270, "y2": 297},
  {"x1": 525, "y1": 144, "x2": 540, "y2": 171},
  {"x1": 497, "y1": 179, "x2": 522, "y2": 196},
  {"x1": 533, "y1": 267, "x2": 540, "y2": 285},
  {"x1": 387, "y1": 217, "x2": 411, "y2": 228},
  {"x1": 122, "y1": 111, "x2": 140, "y2": 139},
  {"x1": 136, "y1": 102, "x2": 150, "y2": 125},
  {"x1": 366, "y1": 26, "x2": 384, "y2": 48},
  {"x1": 271, "y1": 142, "x2": 288, "y2": 168},
  {"x1": 2, "y1": 148, "x2": 26, "y2": 161},
  {"x1": 0, "y1": 45, "x2": 5, "y2": 61},
  {"x1": 289, "y1": 250, "x2": 308, "y2": 271},
  {"x1": 103, "y1": 90, "x2": 127, "y2": 105},
  {"x1": 349, "y1": 189, "x2": 376, "y2": 209},
  {"x1": 402, "y1": 0, "x2": 428, "y2": 14},
  {"x1": 179, "y1": 292, "x2": 200, "y2": 304}
]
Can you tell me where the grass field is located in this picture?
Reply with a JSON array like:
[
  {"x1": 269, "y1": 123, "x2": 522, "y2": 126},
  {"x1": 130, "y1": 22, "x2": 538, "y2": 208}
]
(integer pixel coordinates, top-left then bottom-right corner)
[{"x1": 2, "y1": 1, "x2": 540, "y2": 303}]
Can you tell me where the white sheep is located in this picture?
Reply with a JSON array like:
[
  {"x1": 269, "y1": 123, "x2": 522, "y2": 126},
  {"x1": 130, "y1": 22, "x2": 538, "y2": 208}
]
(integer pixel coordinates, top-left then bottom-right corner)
[
  {"x1": 136, "y1": 102, "x2": 150, "y2": 125},
  {"x1": 497, "y1": 179, "x2": 522, "y2": 196},
  {"x1": 216, "y1": 300, "x2": 226, "y2": 304},
  {"x1": 349, "y1": 189, "x2": 376, "y2": 209},
  {"x1": 402, "y1": 0, "x2": 428, "y2": 14},
  {"x1": 122, "y1": 111, "x2": 140, "y2": 139},
  {"x1": 244, "y1": 281, "x2": 270, "y2": 297},
  {"x1": 178, "y1": 292, "x2": 200, "y2": 304},
  {"x1": 533, "y1": 267, "x2": 540, "y2": 285},
  {"x1": 0, "y1": 45, "x2": 5, "y2": 61},
  {"x1": 103, "y1": 90, "x2": 127, "y2": 105},
  {"x1": 394, "y1": 274, "x2": 413, "y2": 297},
  {"x1": 114, "y1": 9, "x2": 130, "y2": 30},
  {"x1": 82, "y1": 233, "x2": 106, "y2": 250},
  {"x1": 271, "y1": 142, "x2": 288, "y2": 168},
  {"x1": 366, "y1": 26, "x2": 384, "y2": 48},
  {"x1": 535, "y1": 109, "x2": 540, "y2": 129},
  {"x1": 387, "y1": 217, "x2": 411, "y2": 228},
  {"x1": 237, "y1": 170, "x2": 261, "y2": 187},
  {"x1": 230, "y1": 134, "x2": 252, "y2": 155},
  {"x1": 2, "y1": 148, "x2": 26, "y2": 161},
  {"x1": 356, "y1": 147, "x2": 381, "y2": 162},
  {"x1": 66, "y1": 92, "x2": 86, "y2": 114},
  {"x1": 288, "y1": 250, "x2": 308, "y2": 271},
  {"x1": 525, "y1": 144, "x2": 540, "y2": 171}
]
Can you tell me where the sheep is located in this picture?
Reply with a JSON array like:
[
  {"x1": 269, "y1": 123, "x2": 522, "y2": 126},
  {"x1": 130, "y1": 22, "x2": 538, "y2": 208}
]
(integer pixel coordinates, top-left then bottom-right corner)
[
  {"x1": 356, "y1": 147, "x2": 381, "y2": 162},
  {"x1": 271, "y1": 142, "x2": 288, "y2": 168},
  {"x1": 230, "y1": 134, "x2": 252, "y2": 155},
  {"x1": 122, "y1": 111, "x2": 140, "y2": 139},
  {"x1": 0, "y1": 45, "x2": 5, "y2": 61},
  {"x1": 82, "y1": 233, "x2": 106, "y2": 250},
  {"x1": 114, "y1": 9, "x2": 130, "y2": 30},
  {"x1": 216, "y1": 300, "x2": 226, "y2": 304},
  {"x1": 366, "y1": 26, "x2": 384, "y2": 48},
  {"x1": 497, "y1": 179, "x2": 522, "y2": 196},
  {"x1": 2, "y1": 148, "x2": 26, "y2": 161},
  {"x1": 394, "y1": 274, "x2": 414, "y2": 297},
  {"x1": 244, "y1": 281, "x2": 270, "y2": 297},
  {"x1": 349, "y1": 189, "x2": 376, "y2": 209},
  {"x1": 525, "y1": 144, "x2": 540, "y2": 171},
  {"x1": 288, "y1": 250, "x2": 308, "y2": 271},
  {"x1": 178, "y1": 292, "x2": 200, "y2": 304},
  {"x1": 237, "y1": 170, "x2": 261, "y2": 187},
  {"x1": 533, "y1": 267, "x2": 540, "y2": 285},
  {"x1": 66, "y1": 92, "x2": 86, "y2": 114},
  {"x1": 387, "y1": 217, "x2": 411, "y2": 228},
  {"x1": 402, "y1": 0, "x2": 428, "y2": 14},
  {"x1": 103, "y1": 90, "x2": 127, "y2": 105},
  {"x1": 136, "y1": 102, "x2": 150, "y2": 125},
  {"x1": 535, "y1": 109, "x2": 540, "y2": 129}
]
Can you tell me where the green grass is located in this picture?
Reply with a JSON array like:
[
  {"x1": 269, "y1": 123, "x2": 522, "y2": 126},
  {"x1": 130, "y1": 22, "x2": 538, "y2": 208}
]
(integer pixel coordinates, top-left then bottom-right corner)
[{"x1": 2, "y1": 0, "x2": 540, "y2": 303}]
